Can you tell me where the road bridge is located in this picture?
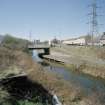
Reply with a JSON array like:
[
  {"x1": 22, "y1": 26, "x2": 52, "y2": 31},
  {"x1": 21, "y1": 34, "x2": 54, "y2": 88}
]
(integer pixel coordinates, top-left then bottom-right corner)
[{"x1": 28, "y1": 44, "x2": 50, "y2": 55}]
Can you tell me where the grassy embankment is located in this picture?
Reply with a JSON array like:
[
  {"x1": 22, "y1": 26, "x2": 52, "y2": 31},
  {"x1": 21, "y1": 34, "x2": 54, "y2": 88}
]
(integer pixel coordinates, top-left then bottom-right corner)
[
  {"x1": 0, "y1": 35, "x2": 105, "y2": 105},
  {"x1": 14, "y1": 49, "x2": 105, "y2": 105},
  {"x1": 1, "y1": 47, "x2": 105, "y2": 105},
  {"x1": 52, "y1": 45, "x2": 105, "y2": 79},
  {"x1": 0, "y1": 47, "x2": 84, "y2": 105},
  {"x1": 0, "y1": 35, "x2": 47, "y2": 105},
  {"x1": 0, "y1": 36, "x2": 80, "y2": 104}
]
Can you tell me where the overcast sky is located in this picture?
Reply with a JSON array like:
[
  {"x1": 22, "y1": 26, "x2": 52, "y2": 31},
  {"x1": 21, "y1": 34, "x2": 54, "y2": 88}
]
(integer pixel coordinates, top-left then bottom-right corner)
[{"x1": 0, "y1": 0, "x2": 105, "y2": 41}]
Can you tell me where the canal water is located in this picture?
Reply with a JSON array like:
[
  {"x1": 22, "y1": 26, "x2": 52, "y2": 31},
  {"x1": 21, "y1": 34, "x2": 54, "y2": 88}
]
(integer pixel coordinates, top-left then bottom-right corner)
[
  {"x1": 32, "y1": 50, "x2": 43, "y2": 62},
  {"x1": 32, "y1": 50, "x2": 105, "y2": 95}
]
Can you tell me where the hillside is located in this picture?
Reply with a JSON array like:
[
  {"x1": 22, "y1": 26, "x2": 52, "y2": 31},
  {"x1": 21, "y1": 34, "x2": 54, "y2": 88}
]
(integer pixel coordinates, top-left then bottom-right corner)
[{"x1": 1, "y1": 35, "x2": 29, "y2": 52}]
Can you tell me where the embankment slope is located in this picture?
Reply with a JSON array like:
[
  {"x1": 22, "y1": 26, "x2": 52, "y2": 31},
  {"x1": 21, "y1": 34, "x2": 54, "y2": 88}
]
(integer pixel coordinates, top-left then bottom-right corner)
[{"x1": 51, "y1": 46, "x2": 105, "y2": 79}]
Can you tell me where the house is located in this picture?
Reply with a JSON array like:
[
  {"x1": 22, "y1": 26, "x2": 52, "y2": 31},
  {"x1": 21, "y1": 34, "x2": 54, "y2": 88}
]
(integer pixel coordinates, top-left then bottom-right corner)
[
  {"x1": 62, "y1": 37, "x2": 86, "y2": 45},
  {"x1": 100, "y1": 32, "x2": 105, "y2": 46}
]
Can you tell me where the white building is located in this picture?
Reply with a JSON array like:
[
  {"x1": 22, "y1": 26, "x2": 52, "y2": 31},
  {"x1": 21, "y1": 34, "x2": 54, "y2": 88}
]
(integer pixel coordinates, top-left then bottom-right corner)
[
  {"x1": 62, "y1": 37, "x2": 86, "y2": 45},
  {"x1": 100, "y1": 32, "x2": 105, "y2": 46}
]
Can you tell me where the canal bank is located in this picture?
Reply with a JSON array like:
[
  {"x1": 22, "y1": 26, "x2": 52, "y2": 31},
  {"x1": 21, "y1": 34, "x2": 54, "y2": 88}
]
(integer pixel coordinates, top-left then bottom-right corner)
[
  {"x1": 0, "y1": 47, "x2": 53, "y2": 105},
  {"x1": 14, "y1": 49, "x2": 86, "y2": 105},
  {"x1": 42, "y1": 60, "x2": 105, "y2": 95},
  {"x1": 43, "y1": 46, "x2": 105, "y2": 79},
  {"x1": 32, "y1": 49, "x2": 105, "y2": 105},
  {"x1": 1, "y1": 47, "x2": 104, "y2": 105}
]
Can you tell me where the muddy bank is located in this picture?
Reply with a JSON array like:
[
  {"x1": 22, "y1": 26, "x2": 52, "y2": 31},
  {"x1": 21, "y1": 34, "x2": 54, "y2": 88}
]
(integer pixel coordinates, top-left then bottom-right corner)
[
  {"x1": 43, "y1": 53, "x2": 105, "y2": 79},
  {"x1": 76, "y1": 63, "x2": 105, "y2": 79}
]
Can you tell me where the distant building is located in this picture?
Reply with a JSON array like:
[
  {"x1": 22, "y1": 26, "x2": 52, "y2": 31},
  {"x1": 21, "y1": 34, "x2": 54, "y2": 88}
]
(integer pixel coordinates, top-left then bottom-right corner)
[
  {"x1": 62, "y1": 33, "x2": 105, "y2": 46},
  {"x1": 62, "y1": 37, "x2": 86, "y2": 45},
  {"x1": 34, "y1": 40, "x2": 40, "y2": 44},
  {"x1": 51, "y1": 37, "x2": 61, "y2": 47},
  {"x1": 51, "y1": 37, "x2": 59, "y2": 44},
  {"x1": 100, "y1": 32, "x2": 105, "y2": 46}
]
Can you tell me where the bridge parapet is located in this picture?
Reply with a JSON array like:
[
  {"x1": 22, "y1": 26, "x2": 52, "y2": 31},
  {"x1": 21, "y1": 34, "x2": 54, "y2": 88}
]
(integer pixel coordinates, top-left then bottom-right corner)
[{"x1": 28, "y1": 44, "x2": 50, "y2": 49}]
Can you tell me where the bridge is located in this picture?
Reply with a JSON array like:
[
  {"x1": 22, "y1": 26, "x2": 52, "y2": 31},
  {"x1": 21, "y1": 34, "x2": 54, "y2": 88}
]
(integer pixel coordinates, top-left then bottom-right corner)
[{"x1": 28, "y1": 44, "x2": 50, "y2": 55}]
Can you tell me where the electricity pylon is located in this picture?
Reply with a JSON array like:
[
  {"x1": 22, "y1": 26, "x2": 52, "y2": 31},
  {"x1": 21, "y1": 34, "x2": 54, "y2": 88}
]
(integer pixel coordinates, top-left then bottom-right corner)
[{"x1": 88, "y1": 0, "x2": 99, "y2": 45}]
